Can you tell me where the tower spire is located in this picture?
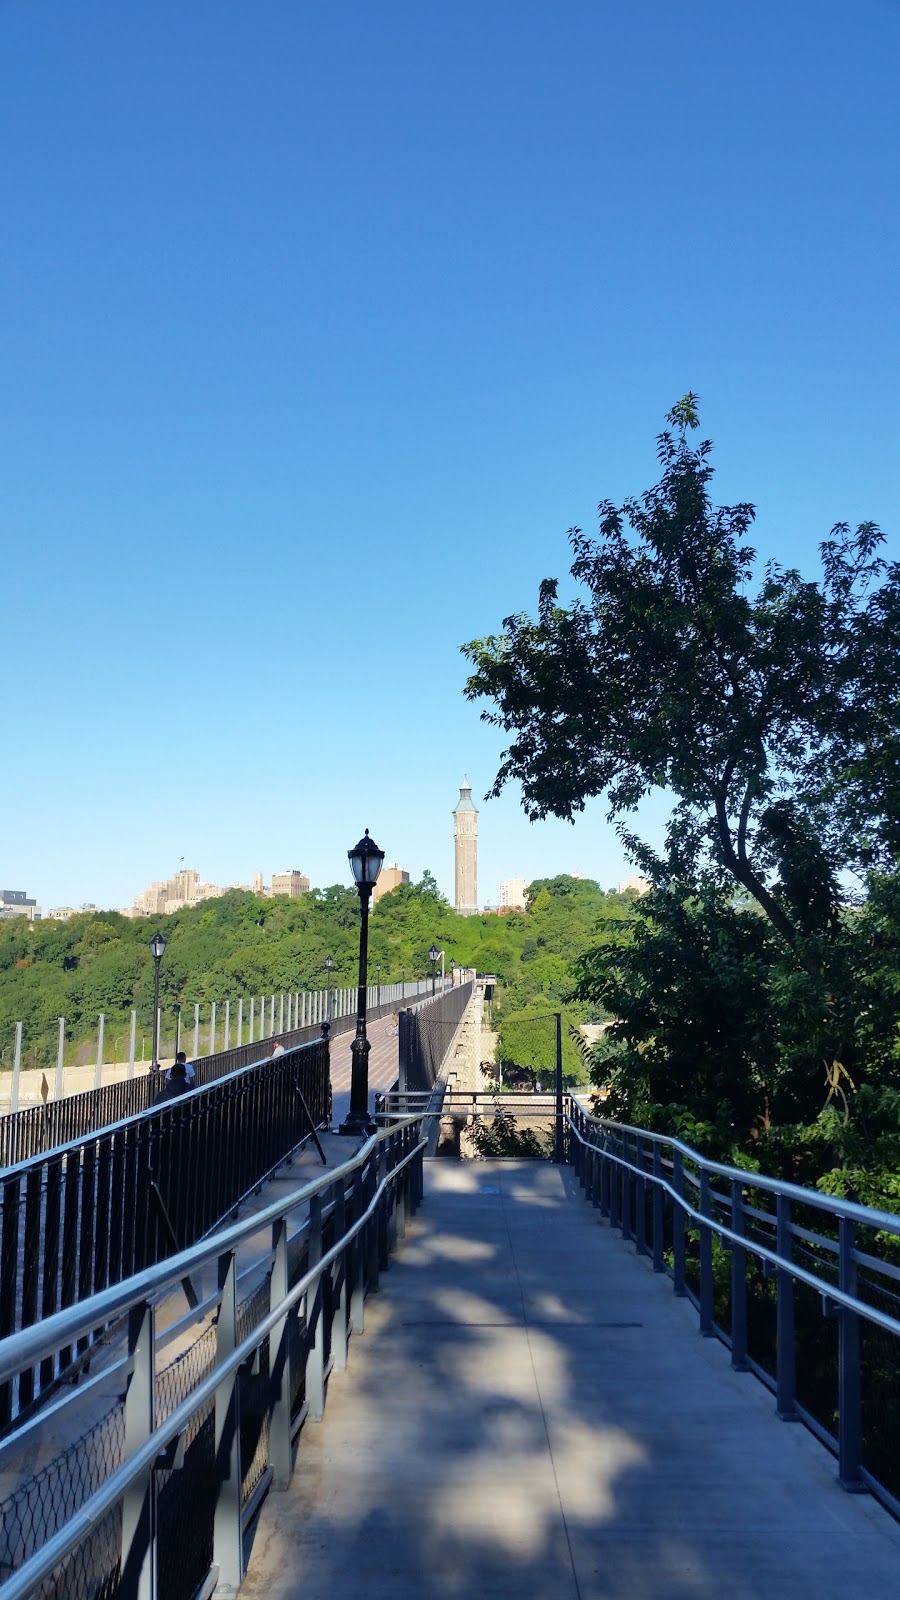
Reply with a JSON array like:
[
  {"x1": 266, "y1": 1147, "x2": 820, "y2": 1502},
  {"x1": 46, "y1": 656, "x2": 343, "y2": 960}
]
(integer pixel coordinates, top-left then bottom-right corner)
[{"x1": 453, "y1": 776, "x2": 478, "y2": 915}]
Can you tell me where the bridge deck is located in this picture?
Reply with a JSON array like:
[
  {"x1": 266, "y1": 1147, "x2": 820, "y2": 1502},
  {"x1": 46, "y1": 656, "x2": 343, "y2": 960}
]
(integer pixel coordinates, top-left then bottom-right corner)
[
  {"x1": 328, "y1": 1011, "x2": 400, "y2": 1128},
  {"x1": 242, "y1": 1159, "x2": 900, "y2": 1600}
]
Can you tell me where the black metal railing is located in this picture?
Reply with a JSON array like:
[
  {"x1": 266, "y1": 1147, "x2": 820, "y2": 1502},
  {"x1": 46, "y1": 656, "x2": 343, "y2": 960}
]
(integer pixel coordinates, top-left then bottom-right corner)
[
  {"x1": 0, "y1": 994, "x2": 411, "y2": 1169},
  {"x1": 0, "y1": 1035, "x2": 330, "y2": 1431},
  {"x1": 567, "y1": 1103, "x2": 900, "y2": 1520},
  {"x1": 399, "y1": 981, "x2": 473, "y2": 1093},
  {"x1": 0, "y1": 1119, "x2": 426, "y2": 1600}
]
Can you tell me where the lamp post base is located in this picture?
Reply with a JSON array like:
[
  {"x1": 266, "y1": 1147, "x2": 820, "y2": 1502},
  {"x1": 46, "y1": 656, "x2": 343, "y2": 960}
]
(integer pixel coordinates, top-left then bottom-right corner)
[{"x1": 338, "y1": 1109, "x2": 378, "y2": 1137}]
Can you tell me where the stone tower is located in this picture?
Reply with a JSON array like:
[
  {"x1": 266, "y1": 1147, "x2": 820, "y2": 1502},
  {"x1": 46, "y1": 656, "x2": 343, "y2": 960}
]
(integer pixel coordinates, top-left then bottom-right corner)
[{"x1": 453, "y1": 774, "x2": 479, "y2": 916}]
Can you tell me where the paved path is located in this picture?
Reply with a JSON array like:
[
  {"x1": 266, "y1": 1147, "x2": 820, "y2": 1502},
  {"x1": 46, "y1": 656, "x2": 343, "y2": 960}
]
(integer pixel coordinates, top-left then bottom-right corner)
[
  {"x1": 242, "y1": 1159, "x2": 900, "y2": 1600},
  {"x1": 328, "y1": 1013, "x2": 400, "y2": 1128}
]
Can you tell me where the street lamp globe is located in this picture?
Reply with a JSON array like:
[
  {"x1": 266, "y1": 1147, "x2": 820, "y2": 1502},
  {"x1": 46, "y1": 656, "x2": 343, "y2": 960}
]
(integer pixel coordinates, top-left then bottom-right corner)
[
  {"x1": 149, "y1": 931, "x2": 167, "y2": 962},
  {"x1": 348, "y1": 829, "x2": 385, "y2": 887}
]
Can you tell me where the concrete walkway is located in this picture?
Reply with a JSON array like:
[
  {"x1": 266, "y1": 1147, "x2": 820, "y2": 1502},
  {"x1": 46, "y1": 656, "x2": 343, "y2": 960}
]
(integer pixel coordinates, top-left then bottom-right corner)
[
  {"x1": 241, "y1": 1159, "x2": 900, "y2": 1600},
  {"x1": 329, "y1": 1012, "x2": 400, "y2": 1128}
]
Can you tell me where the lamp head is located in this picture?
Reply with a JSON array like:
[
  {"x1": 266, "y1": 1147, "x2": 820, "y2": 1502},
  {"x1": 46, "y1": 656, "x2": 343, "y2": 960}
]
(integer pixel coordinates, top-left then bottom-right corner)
[
  {"x1": 149, "y1": 931, "x2": 167, "y2": 962},
  {"x1": 428, "y1": 944, "x2": 439, "y2": 965},
  {"x1": 324, "y1": 954, "x2": 334, "y2": 971},
  {"x1": 348, "y1": 829, "x2": 385, "y2": 887}
]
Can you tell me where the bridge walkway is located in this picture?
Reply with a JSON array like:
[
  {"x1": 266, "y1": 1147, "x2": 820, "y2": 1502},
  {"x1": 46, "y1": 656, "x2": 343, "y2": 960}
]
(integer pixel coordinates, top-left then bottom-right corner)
[{"x1": 241, "y1": 1159, "x2": 900, "y2": 1600}]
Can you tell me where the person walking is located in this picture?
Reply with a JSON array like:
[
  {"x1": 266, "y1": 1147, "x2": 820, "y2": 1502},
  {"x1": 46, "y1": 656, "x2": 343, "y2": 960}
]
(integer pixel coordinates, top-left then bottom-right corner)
[
  {"x1": 166, "y1": 1049, "x2": 196, "y2": 1088},
  {"x1": 154, "y1": 1056, "x2": 192, "y2": 1105}
]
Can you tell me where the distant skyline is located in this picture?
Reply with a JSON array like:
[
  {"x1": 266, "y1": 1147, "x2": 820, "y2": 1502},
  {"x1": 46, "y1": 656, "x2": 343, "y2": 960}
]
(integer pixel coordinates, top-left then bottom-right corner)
[{"x1": 2, "y1": 3, "x2": 897, "y2": 915}]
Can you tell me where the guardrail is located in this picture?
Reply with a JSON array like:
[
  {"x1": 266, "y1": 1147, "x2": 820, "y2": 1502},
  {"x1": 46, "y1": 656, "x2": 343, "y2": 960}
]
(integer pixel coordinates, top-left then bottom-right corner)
[
  {"x1": 567, "y1": 1102, "x2": 900, "y2": 1518},
  {"x1": 0, "y1": 988, "x2": 428, "y2": 1168},
  {"x1": 0, "y1": 1118, "x2": 426, "y2": 1600},
  {"x1": 0, "y1": 1035, "x2": 331, "y2": 1431}
]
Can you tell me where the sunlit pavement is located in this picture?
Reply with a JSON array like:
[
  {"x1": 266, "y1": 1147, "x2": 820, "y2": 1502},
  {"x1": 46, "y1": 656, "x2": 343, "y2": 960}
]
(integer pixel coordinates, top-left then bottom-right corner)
[
  {"x1": 241, "y1": 1159, "x2": 900, "y2": 1600},
  {"x1": 329, "y1": 1013, "x2": 401, "y2": 1130}
]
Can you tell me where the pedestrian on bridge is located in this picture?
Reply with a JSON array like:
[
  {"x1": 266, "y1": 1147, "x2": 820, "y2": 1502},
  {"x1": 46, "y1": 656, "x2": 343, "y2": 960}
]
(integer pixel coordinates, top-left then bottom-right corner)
[
  {"x1": 166, "y1": 1050, "x2": 196, "y2": 1088},
  {"x1": 154, "y1": 1056, "x2": 192, "y2": 1105}
]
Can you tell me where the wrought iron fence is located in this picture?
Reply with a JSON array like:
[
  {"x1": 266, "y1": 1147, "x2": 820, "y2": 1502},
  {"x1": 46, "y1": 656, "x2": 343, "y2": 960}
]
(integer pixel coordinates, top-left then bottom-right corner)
[
  {"x1": 0, "y1": 972, "x2": 432, "y2": 1164},
  {"x1": 0, "y1": 1035, "x2": 331, "y2": 1431},
  {"x1": 0, "y1": 990, "x2": 418, "y2": 1168},
  {"x1": 567, "y1": 1102, "x2": 900, "y2": 1519},
  {"x1": 0, "y1": 1119, "x2": 425, "y2": 1600}
]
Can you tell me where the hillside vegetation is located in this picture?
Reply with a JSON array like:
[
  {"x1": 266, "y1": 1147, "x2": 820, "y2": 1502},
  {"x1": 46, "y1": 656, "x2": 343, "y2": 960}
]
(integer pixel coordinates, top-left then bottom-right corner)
[{"x1": 0, "y1": 875, "x2": 635, "y2": 1075}]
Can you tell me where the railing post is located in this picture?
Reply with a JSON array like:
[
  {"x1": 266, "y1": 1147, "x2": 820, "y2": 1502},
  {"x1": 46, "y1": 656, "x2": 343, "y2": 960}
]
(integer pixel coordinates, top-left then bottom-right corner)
[
  {"x1": 776, "y1": 1194, "x2": 797, "y2": 1420},
  {"x1": 599, "y1": 1133, "x2": 611, "y2": 1219},
  {"x1": 127, "y1": 1010, "x2": 136, "y2": 1083},
  {"x1": 193, "y1": 1004, "x2": 200, "y2": 1059},
  {"x1": 591, "y1": 1146, "x2": 602, "y2": 1209},
  {"x1": 699, "y1": 1168, "x2": 714, "y2": 1335},
  {"x1": 652, "y1": 1142, "x2": 664, "y2": 1272},
  {"x1": 619, "y1": 1131, "x2": 632, "y2": 1239},
  {"x1": 305, "y1": 1192, "x2": 325, "y2": 1421},
  {"x1": 237, "y1": 998, "x2": 243, "y2": 1047},
  {"x1": 269, "y1": 1219, "x2": 293, "y2": 1489},
  {"x1": 349, "y1": 1169, "x2": 366, "y2": 1334},
  {"x1": 120, "y1": 1300, "x2": 157, "y2": 1600},
  {"x1": 838, "y1": 1216, "x2": 864, "y2": 1488},
  {"x1": 210, "y1": 1002, "x2": 217, "y2": 1057},
  {"x1": 213, "y1": 1250, "x2": 243, "y2": 1595},
  {"x1": 554, "y1": 1012, "x2": 565, "y2": 1163},
  {"x1": 672, "y1": 1150, "x2": 686, "y2": 1296},
  {"x1": 331, "y1": 1179, "x2": 349, "y2": 1370},
  {"x1": 730, "y1": 1178, "x2": 748, "y2": 1369},
  {"x1": 635, "y1": 1135, "x2": 647, "y2": 1257},
  {"x1": 608, "y1": 1133, "x2": 619, "y2": 1231}
]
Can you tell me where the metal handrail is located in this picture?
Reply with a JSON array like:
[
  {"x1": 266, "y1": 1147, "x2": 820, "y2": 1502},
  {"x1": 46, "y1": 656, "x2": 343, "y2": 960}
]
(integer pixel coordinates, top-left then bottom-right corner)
[
  {"x1": 566, "y1": 1111, "x2": 900, "y2": 1339},
  {"x1": 572, "y1": 1105, "x2": 900, "y2": 1236},
  {"x1": 0, "y1": 1116, "x2": 418, "y2": 1386},
  {"x1": 0, "y1": 1117, "x2": 426, "y2": 1600},
  {"x1": 566, "y1": 1101, "x2": 900, "y2": 1515}
]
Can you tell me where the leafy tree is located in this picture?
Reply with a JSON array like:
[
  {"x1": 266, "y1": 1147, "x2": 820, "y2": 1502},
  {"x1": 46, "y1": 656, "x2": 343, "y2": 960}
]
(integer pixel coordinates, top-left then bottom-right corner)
[{"x1": 464, "y1": 397, "x2": 899, "y2": 1086}]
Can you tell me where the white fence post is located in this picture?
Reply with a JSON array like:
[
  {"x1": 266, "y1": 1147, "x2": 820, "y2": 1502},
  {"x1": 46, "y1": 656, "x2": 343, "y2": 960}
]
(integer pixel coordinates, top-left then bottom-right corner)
[
  {"x1": 193, "y1": 1004, "x2": 200, "y2": 1059},
  {"x1": 10, "y1": 1021, "x2": 23, "y2": 1113},
  {"x1": 224, "y1": 999, "x2": 231, "y2": 1051},
  {"x1": 55, "y1": 1016, "x2": 66, "y2": 1098},
  {"x1": 128, "y1": 1010, "x2": 137, "y2": 1081},
  {"x1": 94, "y1": 1013, "x2": 105, "y2": 1090},
  {"x1": 238, "y1": 998, "x2": 244, "y2": 1046},
  {"x1": 210, "y1": 1001, "x2": 217, "y2": 1055}
]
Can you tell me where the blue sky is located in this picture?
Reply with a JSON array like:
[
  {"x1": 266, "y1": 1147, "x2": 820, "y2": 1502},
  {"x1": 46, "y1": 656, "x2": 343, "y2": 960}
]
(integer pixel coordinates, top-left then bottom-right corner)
[{"x1": 2, "y1": 0, "x2": 898, "y2": 913}]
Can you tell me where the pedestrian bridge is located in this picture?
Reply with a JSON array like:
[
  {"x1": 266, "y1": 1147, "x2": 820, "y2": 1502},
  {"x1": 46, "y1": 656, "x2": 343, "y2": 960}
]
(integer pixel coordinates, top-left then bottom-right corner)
[
  {"x1": 242, "y1": 1159, "x2": 900, "y2": 1600},
  {"x1": 1, "y1": 1096, "x2": 900, "y2": 1600}
]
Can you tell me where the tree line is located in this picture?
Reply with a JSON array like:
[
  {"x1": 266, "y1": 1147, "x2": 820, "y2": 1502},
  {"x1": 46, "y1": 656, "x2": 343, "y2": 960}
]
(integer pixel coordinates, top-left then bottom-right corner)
[{"x1": 0, "y1": 872, "x2": 635, "y2": 1076}]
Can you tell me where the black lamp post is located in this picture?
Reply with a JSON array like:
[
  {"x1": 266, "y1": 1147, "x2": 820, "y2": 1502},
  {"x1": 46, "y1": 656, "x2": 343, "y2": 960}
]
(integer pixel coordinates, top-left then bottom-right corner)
[
  {"x1": 376, "y1": 963, "x2": 381, "y2": 1006},
  {"x1": 429, "y1": 943, "x2": 439, "y2": 995},
  {"x1": 149, "y1": 930, "x2": 167, "y2": 1079},
  {"x1": 401, "y1": 964, "x2": 406, "y2": 996},
  {"x1": 339, "y1": 829, "x2": 385, "y2": 1136},
  {"x1": 324, "y1": 954, "x2": 334, "y2": 1021},
  {"x1": 450, "y1": 958, "x2": 456, "y2": 987}
]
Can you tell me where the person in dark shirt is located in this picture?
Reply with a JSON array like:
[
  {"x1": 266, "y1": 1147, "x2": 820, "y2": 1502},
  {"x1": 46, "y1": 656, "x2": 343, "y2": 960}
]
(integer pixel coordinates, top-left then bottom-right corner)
[{"x1": 154, "y1": 1057, "x2": 192, "y2": 1105}]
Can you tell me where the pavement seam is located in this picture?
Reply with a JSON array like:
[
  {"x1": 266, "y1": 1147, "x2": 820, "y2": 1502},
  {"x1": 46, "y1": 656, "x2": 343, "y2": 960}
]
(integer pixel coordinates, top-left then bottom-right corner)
[{"x1": 497, "y1": 1164, "x2": 585, "y2": 1600}]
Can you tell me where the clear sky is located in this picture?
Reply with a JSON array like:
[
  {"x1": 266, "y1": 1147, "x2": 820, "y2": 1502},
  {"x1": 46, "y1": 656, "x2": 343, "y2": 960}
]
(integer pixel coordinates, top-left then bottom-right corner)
[{"x1": 2, "y1": 0, "x2": 898, "y2": 913}]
